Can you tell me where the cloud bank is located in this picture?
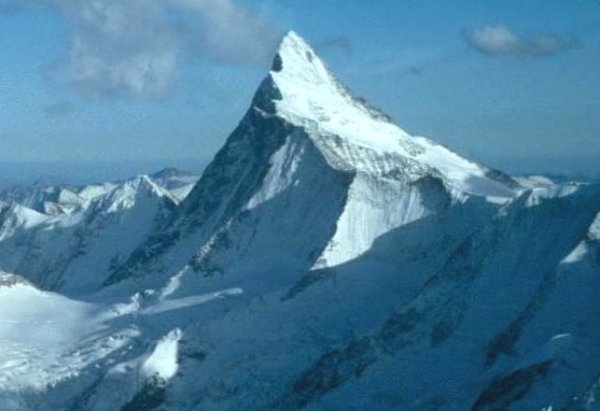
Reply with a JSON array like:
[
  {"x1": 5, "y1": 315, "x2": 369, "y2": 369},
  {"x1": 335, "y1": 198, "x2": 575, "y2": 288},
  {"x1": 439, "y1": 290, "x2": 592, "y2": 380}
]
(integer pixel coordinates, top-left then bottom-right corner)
[
  {"x1": 462, "y1": 25, "x2": 578, "y2": 57},
  {"x1": 40, "y1": 0, "x2": 280, "y2": 99}
]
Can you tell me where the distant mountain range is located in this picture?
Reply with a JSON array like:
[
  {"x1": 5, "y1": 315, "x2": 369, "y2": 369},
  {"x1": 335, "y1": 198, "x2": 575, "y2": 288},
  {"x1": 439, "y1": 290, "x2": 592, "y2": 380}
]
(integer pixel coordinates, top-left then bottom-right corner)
[{"x1": 0, "y1": 32, "x2": 599, "y2": 411}]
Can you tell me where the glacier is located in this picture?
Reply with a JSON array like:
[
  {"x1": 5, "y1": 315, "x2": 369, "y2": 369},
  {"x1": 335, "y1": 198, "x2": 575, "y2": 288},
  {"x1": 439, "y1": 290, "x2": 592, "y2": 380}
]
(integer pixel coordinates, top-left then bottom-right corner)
[{"x1": 0, "y1": 31, "x2": 599, "y2": 411}]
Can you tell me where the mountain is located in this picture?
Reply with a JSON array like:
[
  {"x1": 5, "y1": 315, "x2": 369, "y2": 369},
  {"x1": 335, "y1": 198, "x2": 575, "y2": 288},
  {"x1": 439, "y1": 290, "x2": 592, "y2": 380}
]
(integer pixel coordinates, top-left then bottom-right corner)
[
  {"x1": 0, "y1": 168, "x2": 199, "y2": 298},
  {"x1": 0, "y1": 168, "x2": 200, "y2": 215},
  {"x1": 106, "y1": 31, "x2": 520, "y2": 287},
  {"x1": 0, "y1": 175, "x2": 177, "y2": 295},
  {"x1": 0, "y1": 31, "x2": 599, "y2": 411},
  {"x1": 149, "y1": 168, "x2": 201, "y2": 202},
  {"x1": 0, "y1": 182, "x2": 88, "y2": 216}
]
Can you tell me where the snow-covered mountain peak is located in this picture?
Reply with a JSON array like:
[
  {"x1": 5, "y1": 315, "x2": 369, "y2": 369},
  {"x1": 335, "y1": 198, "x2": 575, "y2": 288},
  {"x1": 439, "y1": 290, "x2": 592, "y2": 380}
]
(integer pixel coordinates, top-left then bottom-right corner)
[
  {"x1": 269, "y1": 32, "x2": 408, "y2": 150},
  {"x1": 263, "y1": 32, "x2": 519, "y2": 197},
  {"x1": 101, "y1": 175, "x2": 177, "y2": 212},
  {"x1": 126, "y1": 174, "x2": 165, "y2": 195},
  {"x1": 272, "y1": 31, "x2": 335, "y2": 92}
]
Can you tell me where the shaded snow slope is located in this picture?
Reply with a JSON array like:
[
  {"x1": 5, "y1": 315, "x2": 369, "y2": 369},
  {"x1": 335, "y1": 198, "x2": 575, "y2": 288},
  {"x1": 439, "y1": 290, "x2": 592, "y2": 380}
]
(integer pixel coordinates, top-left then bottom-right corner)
[
  {"x1": 0, "y1": 176, "x2": 177, "y2": 295},
  {"x1": 282, "y1": 183, "x2": 600, "y2": 411}
]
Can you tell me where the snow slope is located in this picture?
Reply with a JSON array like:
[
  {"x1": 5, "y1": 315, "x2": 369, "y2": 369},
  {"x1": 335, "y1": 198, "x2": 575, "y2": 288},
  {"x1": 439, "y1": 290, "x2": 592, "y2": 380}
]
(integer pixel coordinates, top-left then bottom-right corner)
[
  {"x1": 0, "y1": 176, "x2": 177, "y2": 295},
  {"x1": 0, "y1": 272, "x2": 97, "y2": 395}
]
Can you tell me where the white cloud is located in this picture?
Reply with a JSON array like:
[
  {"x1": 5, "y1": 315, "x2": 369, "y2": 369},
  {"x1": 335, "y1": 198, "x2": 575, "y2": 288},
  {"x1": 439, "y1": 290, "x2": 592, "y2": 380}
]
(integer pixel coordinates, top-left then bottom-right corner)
[
  {"x1": 174, "y1": 0, "x2": 280, "y2": 65},
  {"x1": 52, "y1": 0, "x2": 177, "y2": 98},
  {"x1": 463, "y1": 25, "x2": 578, "y2": 57},
  {"x1": 39, "y1": 0, "x2": 280, "y2": 99}
]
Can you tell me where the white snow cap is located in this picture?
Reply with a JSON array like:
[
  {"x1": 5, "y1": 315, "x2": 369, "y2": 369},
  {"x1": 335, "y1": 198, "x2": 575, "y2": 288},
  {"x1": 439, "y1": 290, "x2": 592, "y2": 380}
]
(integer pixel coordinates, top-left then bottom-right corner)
[
  {"x1": 272, "y1": 31, "x2": 335, "y2": 89},
  {"x1": 268, "y1": 31, "x2": 415, "y2": 153},
  {"x1": 267, "y1": 31, "x2": 519, "y2": 198}
]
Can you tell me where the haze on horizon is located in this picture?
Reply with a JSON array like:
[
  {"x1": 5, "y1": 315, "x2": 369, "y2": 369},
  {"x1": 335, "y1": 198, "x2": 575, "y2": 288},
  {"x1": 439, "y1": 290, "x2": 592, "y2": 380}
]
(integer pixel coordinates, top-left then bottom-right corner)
[{"x1": 0, "y1": 0, "x2": 599, "y2": 184}]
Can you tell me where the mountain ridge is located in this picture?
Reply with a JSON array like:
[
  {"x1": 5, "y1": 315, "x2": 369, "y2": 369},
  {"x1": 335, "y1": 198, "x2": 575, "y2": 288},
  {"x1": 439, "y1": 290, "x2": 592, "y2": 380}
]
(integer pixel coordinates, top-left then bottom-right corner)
[{"x1": 106, "y1": 30, "x2": 522, "y2": 286}]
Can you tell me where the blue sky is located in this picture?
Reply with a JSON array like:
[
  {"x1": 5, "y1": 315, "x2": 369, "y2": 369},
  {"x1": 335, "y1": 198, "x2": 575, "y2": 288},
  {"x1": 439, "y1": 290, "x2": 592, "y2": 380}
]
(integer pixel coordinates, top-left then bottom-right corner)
[{"x1": 0, "y1": 0, "x2": 599, "y2": 183}]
